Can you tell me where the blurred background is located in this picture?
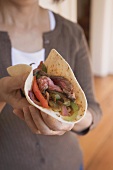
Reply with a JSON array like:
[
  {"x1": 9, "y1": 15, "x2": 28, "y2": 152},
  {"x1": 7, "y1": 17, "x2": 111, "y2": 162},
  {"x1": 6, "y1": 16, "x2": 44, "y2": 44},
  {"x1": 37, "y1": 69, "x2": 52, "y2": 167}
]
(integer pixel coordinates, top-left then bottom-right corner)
[{"x1": 40, "y1": 0, "x2": 113, "y2": 170}]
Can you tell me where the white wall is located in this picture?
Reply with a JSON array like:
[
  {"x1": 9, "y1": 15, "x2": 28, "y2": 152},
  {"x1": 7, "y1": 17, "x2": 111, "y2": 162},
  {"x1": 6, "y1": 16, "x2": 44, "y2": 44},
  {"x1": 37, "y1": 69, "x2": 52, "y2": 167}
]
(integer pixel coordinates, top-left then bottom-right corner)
[
  {"x1": 39, "y1": 0, "x2": 77, "y2": 22},
  {"x1": 90, "y1": 0, "x2": 113, "y2": 76}
]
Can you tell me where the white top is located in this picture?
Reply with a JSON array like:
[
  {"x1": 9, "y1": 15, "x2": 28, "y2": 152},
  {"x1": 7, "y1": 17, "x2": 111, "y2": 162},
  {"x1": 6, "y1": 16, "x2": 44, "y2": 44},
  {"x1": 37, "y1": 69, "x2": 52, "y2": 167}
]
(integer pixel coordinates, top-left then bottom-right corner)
[{"x1": 11, "y1": 11, "x2": 56, "y2": 69}]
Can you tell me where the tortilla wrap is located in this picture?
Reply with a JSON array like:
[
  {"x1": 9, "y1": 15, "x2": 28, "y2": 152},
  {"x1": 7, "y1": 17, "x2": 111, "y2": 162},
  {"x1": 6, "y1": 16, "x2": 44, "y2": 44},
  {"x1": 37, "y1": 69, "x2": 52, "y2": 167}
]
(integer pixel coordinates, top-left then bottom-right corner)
[{"x1": 7, "y1": 49, "x2": 87, "y2": 124}]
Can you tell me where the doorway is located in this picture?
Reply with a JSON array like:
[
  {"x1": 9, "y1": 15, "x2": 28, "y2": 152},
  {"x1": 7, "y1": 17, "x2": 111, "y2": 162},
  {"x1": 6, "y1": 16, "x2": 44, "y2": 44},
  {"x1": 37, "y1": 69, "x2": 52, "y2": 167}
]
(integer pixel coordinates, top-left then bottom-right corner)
[{"x1": 77, "y1": 0, "x2": 91, "y2": 45}]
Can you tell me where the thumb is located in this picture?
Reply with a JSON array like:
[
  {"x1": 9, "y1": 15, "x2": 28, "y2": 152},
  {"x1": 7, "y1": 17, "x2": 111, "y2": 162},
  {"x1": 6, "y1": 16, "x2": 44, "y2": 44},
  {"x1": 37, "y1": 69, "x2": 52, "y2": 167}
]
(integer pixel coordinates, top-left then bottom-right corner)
[{"x1": 9, "y1": 73, "x2": 29, "y2": 90}]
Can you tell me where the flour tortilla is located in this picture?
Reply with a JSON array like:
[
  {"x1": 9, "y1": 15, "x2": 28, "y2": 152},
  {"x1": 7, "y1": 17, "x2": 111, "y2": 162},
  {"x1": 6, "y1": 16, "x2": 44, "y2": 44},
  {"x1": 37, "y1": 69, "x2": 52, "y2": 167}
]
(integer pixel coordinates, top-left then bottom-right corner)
[
  {"x1": 7, "y1": 64, "x2": 32, "y2": 77},
  {"x1": 7, "y1": 49, "x2": 87, "y2": 124}
]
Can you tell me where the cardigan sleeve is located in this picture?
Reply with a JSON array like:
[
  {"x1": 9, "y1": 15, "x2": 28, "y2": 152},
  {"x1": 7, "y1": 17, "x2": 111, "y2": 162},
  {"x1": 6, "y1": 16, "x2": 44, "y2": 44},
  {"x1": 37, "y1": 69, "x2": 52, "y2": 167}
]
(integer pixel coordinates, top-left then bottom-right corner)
[{"x1": 74, "y1": 26, "x2": 102, "y2": 129}]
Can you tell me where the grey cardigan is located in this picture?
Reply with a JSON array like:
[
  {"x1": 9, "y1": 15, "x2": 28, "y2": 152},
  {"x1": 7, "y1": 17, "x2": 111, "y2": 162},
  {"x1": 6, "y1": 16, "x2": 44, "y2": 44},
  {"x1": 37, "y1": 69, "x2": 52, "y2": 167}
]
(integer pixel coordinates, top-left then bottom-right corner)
[{"x1": 0, "y1": 13, "x2": 102, "y2": 170}]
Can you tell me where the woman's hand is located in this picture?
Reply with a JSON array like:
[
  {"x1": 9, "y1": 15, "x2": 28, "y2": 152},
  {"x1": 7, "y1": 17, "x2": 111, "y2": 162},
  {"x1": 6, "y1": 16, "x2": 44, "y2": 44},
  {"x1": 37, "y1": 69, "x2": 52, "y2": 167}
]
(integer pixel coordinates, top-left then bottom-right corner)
[
  {"x1": 0, "y1": 74, "x2": 29, "y2": 119},
  {"x1": 14, "y1": 106, "x2": 74, "y2": 135}
]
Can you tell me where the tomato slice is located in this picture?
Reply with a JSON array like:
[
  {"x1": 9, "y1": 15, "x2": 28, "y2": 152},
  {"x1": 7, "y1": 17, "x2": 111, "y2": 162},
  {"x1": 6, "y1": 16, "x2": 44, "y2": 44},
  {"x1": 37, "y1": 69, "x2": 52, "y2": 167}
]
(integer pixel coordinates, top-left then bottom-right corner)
[{"x1": 32, "y1": 76, "x2": 49, "y2": 108}]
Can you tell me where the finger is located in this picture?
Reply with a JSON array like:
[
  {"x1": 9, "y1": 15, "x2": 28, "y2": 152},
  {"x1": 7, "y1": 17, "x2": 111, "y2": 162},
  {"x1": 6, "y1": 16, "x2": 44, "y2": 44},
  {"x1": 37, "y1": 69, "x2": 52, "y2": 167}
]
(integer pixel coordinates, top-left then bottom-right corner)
[
  {"x1": 13, "y1": 109, "x2": 24, "y2": 120},
  {"x1": 11, "y1": 96, "x2": 29, "y2": 110},
  {"x1": 23, "y1": 107, "x2": 40, "y2": 134},
  {"x1": 29, "y1": 106, "x2": 65, "y2": 135},
  {"x1": 41, "y1": 111, "x2": 74, "y2": 131}
]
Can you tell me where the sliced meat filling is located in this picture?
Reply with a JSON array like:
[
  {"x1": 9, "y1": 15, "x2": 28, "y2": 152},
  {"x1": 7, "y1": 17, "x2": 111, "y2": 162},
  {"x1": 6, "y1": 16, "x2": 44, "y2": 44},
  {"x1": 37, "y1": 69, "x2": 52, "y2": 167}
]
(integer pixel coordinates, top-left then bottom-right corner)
[
  {"x1": 37, "y1": 76, "x2": 63, "y2": 93},
  {"x1": 50, "y1": 76, "x2": 75, "y2": 100}
]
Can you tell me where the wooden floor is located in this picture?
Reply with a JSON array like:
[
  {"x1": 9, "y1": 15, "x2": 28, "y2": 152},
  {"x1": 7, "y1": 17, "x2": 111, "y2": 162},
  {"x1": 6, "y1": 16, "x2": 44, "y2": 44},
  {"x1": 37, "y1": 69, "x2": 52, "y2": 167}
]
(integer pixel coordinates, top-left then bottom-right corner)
[{"x1": 78, "y1": 75, "x2": 113, "y2": 170}]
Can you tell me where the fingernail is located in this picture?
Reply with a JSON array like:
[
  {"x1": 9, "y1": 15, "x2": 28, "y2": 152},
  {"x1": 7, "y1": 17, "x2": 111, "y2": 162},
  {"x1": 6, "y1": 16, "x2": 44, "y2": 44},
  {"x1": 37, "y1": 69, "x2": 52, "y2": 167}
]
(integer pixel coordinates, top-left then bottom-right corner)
[{"x1": 13, "y1": 109, "x2": 16, "y2": 114}]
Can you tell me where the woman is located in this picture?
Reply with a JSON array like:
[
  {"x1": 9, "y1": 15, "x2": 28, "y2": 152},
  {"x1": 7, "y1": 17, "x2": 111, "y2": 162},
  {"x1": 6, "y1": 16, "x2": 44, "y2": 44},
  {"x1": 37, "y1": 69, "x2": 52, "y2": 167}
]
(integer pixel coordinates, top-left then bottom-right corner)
[{"x1": 0, "y1": 0, "x2": 102, "y2": 169}]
